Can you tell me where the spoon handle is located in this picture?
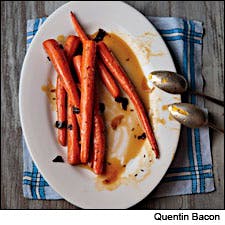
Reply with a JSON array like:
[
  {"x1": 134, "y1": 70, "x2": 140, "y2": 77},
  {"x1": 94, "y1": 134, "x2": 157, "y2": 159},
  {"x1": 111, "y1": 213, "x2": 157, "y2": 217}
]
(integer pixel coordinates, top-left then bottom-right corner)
[
  {"x1": 189, "y1": 90, "x2": 224, "y2": 106},
  {"x1": 208, "y1": 122, "x2": 224, "y2": 134}
]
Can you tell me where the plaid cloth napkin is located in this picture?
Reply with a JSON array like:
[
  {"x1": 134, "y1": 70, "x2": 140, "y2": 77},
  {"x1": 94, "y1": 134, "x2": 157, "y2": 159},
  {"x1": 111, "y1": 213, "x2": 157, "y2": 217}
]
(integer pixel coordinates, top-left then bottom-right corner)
[{"x1": 23, "y1": 16, "x2": 215, "y2": 200}]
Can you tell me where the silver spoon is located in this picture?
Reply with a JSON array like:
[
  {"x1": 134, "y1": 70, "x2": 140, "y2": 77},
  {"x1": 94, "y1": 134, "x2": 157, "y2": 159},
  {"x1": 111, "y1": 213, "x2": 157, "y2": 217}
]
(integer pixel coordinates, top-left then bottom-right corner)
[
  {"x1": 149, "y1": 71, "x2": 224, "y2": 106},
  {"x1": 168, "y1": 103, "x2": 224, "y2": 133}
]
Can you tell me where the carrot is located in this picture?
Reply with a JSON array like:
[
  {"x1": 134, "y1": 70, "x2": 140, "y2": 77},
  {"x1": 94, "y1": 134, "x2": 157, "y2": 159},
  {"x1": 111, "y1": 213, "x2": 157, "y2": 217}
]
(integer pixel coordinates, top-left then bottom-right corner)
[
  {"x1": 64, "y1": 35, "x2": 81, "y2": 63},
  {"x1": 70, "y1": 11, "x2": 120, "y2": 98},
  {"x1": 67, "y1": 98, "x2": 80, "y2": 165},
  {"x1": 97, "y1": 41, "x2": 159, "y2": 158},
  {"x1": 55, "y1": 36, "x2": 80, "y2": 146},
  {"x1": 73, "y1": 55, "x2": 120, "y2": 98},
  {"x1": 43, "y1": 39, "x2": 81, "y2": 126},
  {"x1": 70, "y1": 11, "x2": 89, "y2": 42},
  {"x1": 56, "y1": 76, "x2": 67, "y2": 146},
  {"x1": 92, "y1": 87, "x2": 105, "y2": 174},
  {"x1": 72, "y1": 55, "x2": 82, "y2": 83},
  {"x1": 80, "y1": 40, "x2": 96, "y2": 163},
  {"x1": 73, "y1": 54, "x2": 94, "y2": 168},
  {"x1": 97, "y1": 58, "x2": 120, "y2": 98}
]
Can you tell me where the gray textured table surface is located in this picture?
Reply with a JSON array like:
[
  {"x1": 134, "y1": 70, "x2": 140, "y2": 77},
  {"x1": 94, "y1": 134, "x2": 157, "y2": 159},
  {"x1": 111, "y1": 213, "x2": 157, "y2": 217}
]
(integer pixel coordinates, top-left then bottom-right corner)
[{"x1": 1, "y1": 1, "x2": 224, "y2": 209}]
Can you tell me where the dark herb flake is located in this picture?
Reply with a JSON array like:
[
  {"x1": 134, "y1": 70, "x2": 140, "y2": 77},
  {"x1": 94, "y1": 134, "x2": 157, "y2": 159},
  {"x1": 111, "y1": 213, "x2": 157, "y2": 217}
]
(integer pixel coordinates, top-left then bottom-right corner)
[
  {"x1": 137, "y1": 132, "x2": 146, "y2": 140},
  {"x1": 115, "y1": 96, "x2": 129, "y2": 110},
  {"x1": 93, "y1": 28, "x2": 108, "y2": 42},
  {"x1": 55, "y1": 121, "x2": 67, "y2": 129},
  {"x1": 52, "y1": 155, "x2": 64, "y2": 163},
  {"x1": 47, "y1": 56, "x2": 51, "y2": 61},
  {"x1": 67, "y1": 124, "x2": 73, "y2": 130}
]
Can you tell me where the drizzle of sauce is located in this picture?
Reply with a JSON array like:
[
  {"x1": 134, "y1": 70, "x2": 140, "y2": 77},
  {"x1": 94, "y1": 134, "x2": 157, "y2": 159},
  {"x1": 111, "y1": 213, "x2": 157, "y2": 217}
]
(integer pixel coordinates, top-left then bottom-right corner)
[
  {"x1": 162, "y1": 78, "x2": 168, "y2": 83},
  {"x1": 162, "y1": 105, "x2": 168, "y2": 111},
  {"x1": 97, "y1": 158, "x2": 125, "y2": 190},
  {"x1": 141, "y1": 77, "x2": 151, "y2": 92},
  {"x1": 156, "y1": 118, "x2": 166, "y2": 125},
  {"x1": 103, "y1": 33, "x2": 150, "y2": 107},
  {"x1": 111, "y1": 115, "x2": 124, "y2": 130},
  {"x1": 95, "y1": 33, "x2": 151, "y2": 190},
  {"x1": 41, "y1": 78, "x2": 56, "y2": 111},
  {"x1": 56, "y1": 35, "x2": 66, "y2": 45},
  {"x1": 171, "y1": 105, "x2": 189, "y2": 115},
  {"x1": 169, "y1": 113, "x2": 175, "y2": 121}
]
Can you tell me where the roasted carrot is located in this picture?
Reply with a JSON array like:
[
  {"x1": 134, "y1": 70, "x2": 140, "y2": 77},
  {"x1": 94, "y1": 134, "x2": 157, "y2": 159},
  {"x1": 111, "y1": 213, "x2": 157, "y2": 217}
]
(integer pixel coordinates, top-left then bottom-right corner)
[
  {"x1": 64, "y1": 35, "x2": 81, "y2": 63},
  {"x1": 56, "y1": 76, "x2": 67, "y2": 146},
  {"x1": 92, "y1": 87, "x2": 105, "y2": 174},
  {"x1": 67, "y1": 98, "x2": 80, "y2": 165},
  {"x1": 80, "y1": 40, "x2": 96, "y2": 163},
  {"x1": 43, "y1": 39, "x2": 81, "y2": 126},
  {"x1": 73, "y1": 55, "x2": 82, "y2": 83},
  {"x1": 73, "y1": 54, "x2": 94, "y2": 168},
  {"x1": 70, "y1": 11, "x2": 89, "y2": 42},
  {"x1": 97, "y1": 58, "x2": 120, "y2": 98},
  {"x1": 73, "y1": 55, "x2": 120, "y2": 98},
  {"x1": 97, "y1": 41, "x2": 159, "y2": 158},
  {"x1": 70, "y1": 11, "x2": 120, "y2": 99},
  {"x1": 56, "y1": 36, "x2": 80, "y2": 146}
]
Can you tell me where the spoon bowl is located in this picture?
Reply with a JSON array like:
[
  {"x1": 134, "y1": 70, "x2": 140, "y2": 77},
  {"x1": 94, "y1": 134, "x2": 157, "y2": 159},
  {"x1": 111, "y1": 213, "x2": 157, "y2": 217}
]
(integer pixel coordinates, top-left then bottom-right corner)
[
  {"x1": 168, "y1": 103, "x2": 208, "y2": 128},
  {"x1": 149, "y1": 71, "x2": 188, "y2": 94}
]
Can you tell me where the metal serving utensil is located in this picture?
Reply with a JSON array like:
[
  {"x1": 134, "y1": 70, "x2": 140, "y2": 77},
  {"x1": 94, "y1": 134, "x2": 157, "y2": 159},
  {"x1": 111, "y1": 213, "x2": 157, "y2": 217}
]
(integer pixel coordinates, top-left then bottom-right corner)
[
  {"x1": 149, "y1": 71, "x2": 224, "y2": 106},
  {"x1": 168, "y1": 103, "x2": 224, "y2": 133}
]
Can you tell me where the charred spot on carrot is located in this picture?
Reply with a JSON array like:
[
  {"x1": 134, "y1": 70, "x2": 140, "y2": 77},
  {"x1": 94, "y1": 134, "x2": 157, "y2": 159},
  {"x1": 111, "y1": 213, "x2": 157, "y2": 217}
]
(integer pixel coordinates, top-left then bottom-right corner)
[
  {"x1": 72, "y1": 106, "x2": 80, "y2": 114},
  {"x1": 59, "y1": 44, "x2": 64, "y2": 49},
  {"x1": 67, "y1": 124, "x2": 73, "y2": 130},
  {"x1": 99, "y1": 103, "x2": 105, "y2": 113}
]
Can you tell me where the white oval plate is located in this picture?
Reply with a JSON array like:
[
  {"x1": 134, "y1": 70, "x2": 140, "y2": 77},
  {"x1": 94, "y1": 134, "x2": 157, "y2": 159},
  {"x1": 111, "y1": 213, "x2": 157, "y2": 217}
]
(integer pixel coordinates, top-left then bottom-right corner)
[{"x1": 19, "y1": 1, "x2": 181, "y2": 209}]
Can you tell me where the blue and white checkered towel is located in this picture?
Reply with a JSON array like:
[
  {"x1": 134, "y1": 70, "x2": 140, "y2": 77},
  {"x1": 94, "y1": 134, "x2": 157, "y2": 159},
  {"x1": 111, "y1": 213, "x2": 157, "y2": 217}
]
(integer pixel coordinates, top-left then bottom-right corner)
[{"x1": 23, "y1": 16, "x2": 215, "y2": 200}]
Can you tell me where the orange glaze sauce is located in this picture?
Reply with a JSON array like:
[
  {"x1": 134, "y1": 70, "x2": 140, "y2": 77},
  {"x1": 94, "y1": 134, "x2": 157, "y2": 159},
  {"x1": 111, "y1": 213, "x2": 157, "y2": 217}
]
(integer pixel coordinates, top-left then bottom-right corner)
[
  {"x1": 41, "y1": 78, "x2": 56, "y2": 111},
  {"x1": 95, "y1": 33, "x2": 151, "y2": 190}
]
